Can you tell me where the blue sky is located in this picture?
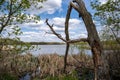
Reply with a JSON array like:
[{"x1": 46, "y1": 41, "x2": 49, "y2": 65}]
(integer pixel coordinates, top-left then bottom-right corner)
[{"x1": 17, "y1": 0, "x2": 106, "y2": 42}]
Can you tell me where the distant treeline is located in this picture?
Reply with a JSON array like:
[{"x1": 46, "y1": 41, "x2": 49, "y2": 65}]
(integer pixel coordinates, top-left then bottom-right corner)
[
  {"x1": 0, "y1": 38, "x2": 119, "y2": 46},
  {"x1": 27, "y1": 42, "x2": 65, "y2": 45},
  {"x1": 0, "y1": 38, "x2": 64, "y2": 45}
]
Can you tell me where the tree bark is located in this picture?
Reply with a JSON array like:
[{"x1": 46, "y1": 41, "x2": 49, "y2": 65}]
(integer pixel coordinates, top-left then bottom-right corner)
[{"x1": 71, "y1": 0, "x2": 110, "y2": 80}]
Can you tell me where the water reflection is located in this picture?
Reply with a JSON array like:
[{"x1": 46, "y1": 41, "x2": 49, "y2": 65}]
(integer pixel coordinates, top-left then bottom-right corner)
[{"x1": 20, "y1": 73, "x2": 31, "y2": 80}]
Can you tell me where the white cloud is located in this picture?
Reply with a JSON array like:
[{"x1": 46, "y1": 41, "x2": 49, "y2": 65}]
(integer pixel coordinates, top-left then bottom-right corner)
[
  {"x1": 19, "y1": 31, "x2": 63, "y2": 42},
  {"x1": 18, "y1": 17, "x2": 88, "y2": 42},
  {"x1": 50, "y1": 17, "x2": 82, "y2": 30},
  {"x1": 19, "y1": 31, "x2": 45, "y2": 42},
  {"x1": 26, "y1": 0, "x2": 62, "y2": 15}
]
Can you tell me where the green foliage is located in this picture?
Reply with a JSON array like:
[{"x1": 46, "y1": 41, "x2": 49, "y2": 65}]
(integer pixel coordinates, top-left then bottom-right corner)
[
  {"x1": 0, "y1": 73, "x2": 18, "y2": 80},
  {"x1": 45, "y1": 71, "x2": 78, "y2": 80},
  {"x1": 0, "y1": 0, "x2": 46, "y2": 34},
  {"x1": 102, "y1": 40, "x2": 120, "y2": 50},
  {"x1": 78, "y1": 67, "x2": 94, "y2": 80},
  {"x1": 72, "y1": 42, "x2": 90, "y2": 50},
  {"x1": 91, "y1": 0, "x2": 120, "y2": 41},
  {"x1": 0, "y1": 0, "x2": 46, "y2": 54}
]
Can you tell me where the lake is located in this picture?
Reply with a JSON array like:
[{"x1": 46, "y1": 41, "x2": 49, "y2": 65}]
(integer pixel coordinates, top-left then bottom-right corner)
[{"x1": 25, "y1": 45, "x2": 92, "y2": 56}]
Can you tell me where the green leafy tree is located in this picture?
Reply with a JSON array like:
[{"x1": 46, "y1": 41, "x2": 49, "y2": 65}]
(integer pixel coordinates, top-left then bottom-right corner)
[
  {"x1": 0, "y1": 0, "x2": 46, "y2": 49},
  {"x1": 91, "y1": 0, "x2": 120, "y2": 43},
  {"x1": 0, "y1": 0, "x2": 46, "y2": 33}
]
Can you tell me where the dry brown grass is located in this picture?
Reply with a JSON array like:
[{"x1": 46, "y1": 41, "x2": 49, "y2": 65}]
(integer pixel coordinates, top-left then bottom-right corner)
[
  {"x1": 0, "y1": 52, "x2": 39, "y2": 77},
  {"x1": 0, "y1": 50, "x2": 93, "y2": 79},
  {"x1": 38, "y1": 52, "x2": 93, "y2": 78}
]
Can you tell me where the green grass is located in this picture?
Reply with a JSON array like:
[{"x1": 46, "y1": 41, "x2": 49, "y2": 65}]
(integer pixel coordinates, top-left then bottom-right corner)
[
  {"x1": 45, "y1": 76, "x2": 78, "y2": 80},
  {"x1": 0, "y1": 73, "x2": 18, "y2": 80},
  {"x1": 45, "y1": 74, "x2": 78, "y2": 80},
  {"x1": 43, "y1": 70, "x2": 78, "y2": 80}
]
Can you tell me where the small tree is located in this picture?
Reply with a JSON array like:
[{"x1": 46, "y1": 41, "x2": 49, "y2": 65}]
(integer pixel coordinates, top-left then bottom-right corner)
[
  {"x1": 91, "y1": 0, "x2": 120, "y2": 79},
  {"x1": 0, "y1": 0, "x2": 46, "y2": 51},
  {"x1": 91, "y1": 0, "x2": 120, "y2": 44}
]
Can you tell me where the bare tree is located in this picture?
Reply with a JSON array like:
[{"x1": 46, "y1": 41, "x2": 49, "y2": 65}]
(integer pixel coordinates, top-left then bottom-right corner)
[{"x1": 46, "y1": 0, "x2": 110, "y2": 80}]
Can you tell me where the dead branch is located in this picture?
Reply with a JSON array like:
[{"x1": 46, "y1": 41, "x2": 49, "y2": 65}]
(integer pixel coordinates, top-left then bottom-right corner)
[
  {"x1": 63, "y1": 3, "x2": 73, "y2": 72},
  {"x1": 46, "y1": 0, "x2": 110, "y2": 79},
  {"x1": 46, "y1": 2, "x2": 89, "y2": 73},
  {"x1": 65, "y1": 3, "x2": 72, "y2": 41},
  {"x1": 45, "y1": 19, "x2": 66, "y2": 42}
]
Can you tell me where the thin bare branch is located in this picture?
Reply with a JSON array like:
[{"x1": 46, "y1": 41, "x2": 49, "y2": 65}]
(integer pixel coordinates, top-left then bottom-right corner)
[
  {"x1": 110, "y1": 28, "x2": 120, "y2": 45},
  {"x1": 45, "y1": 19, "x2": 66, "y2": 42},
  {"x1": 0, "y1": 0, "x2": 13, "y2": 34}
]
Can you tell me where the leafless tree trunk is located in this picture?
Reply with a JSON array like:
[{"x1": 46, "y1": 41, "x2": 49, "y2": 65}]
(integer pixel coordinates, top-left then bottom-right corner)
[{"x1": 46, "y1": 0, "x2": 110, "y2": 80}]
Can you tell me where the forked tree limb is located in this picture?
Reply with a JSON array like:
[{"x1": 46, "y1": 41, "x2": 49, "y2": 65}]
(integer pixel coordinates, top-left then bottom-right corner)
[
  {"x1": 45, "y1": 1, "x2": 89, "y2": 73},
  {"x1": 45, "y1": 19, "x2": 88, "y2": 44},
  {"x1": 46, "y1": 18, "x2": 88, "y2": 72},
  {"x1": 46, "y1": 0, "x2": 110, "y2": 79}
]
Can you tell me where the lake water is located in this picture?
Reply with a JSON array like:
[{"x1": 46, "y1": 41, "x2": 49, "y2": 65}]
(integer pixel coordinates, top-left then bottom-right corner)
[{"x1": 25, "y1": 45, "x2": 91, "y2": 56}]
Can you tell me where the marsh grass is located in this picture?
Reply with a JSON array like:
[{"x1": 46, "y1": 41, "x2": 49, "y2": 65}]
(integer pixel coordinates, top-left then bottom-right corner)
[
  {"x1": 37, "y1": 50, "x2": 93, "y2": 79},
  {"x1": 0, "y1": 50, "x2": 93, "y2": 80}
]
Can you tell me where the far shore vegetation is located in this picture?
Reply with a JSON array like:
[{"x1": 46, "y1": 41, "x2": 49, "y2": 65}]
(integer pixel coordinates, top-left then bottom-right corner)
[{"x1": 1, "y1": 38, "x2": 120, "y2": 50}]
